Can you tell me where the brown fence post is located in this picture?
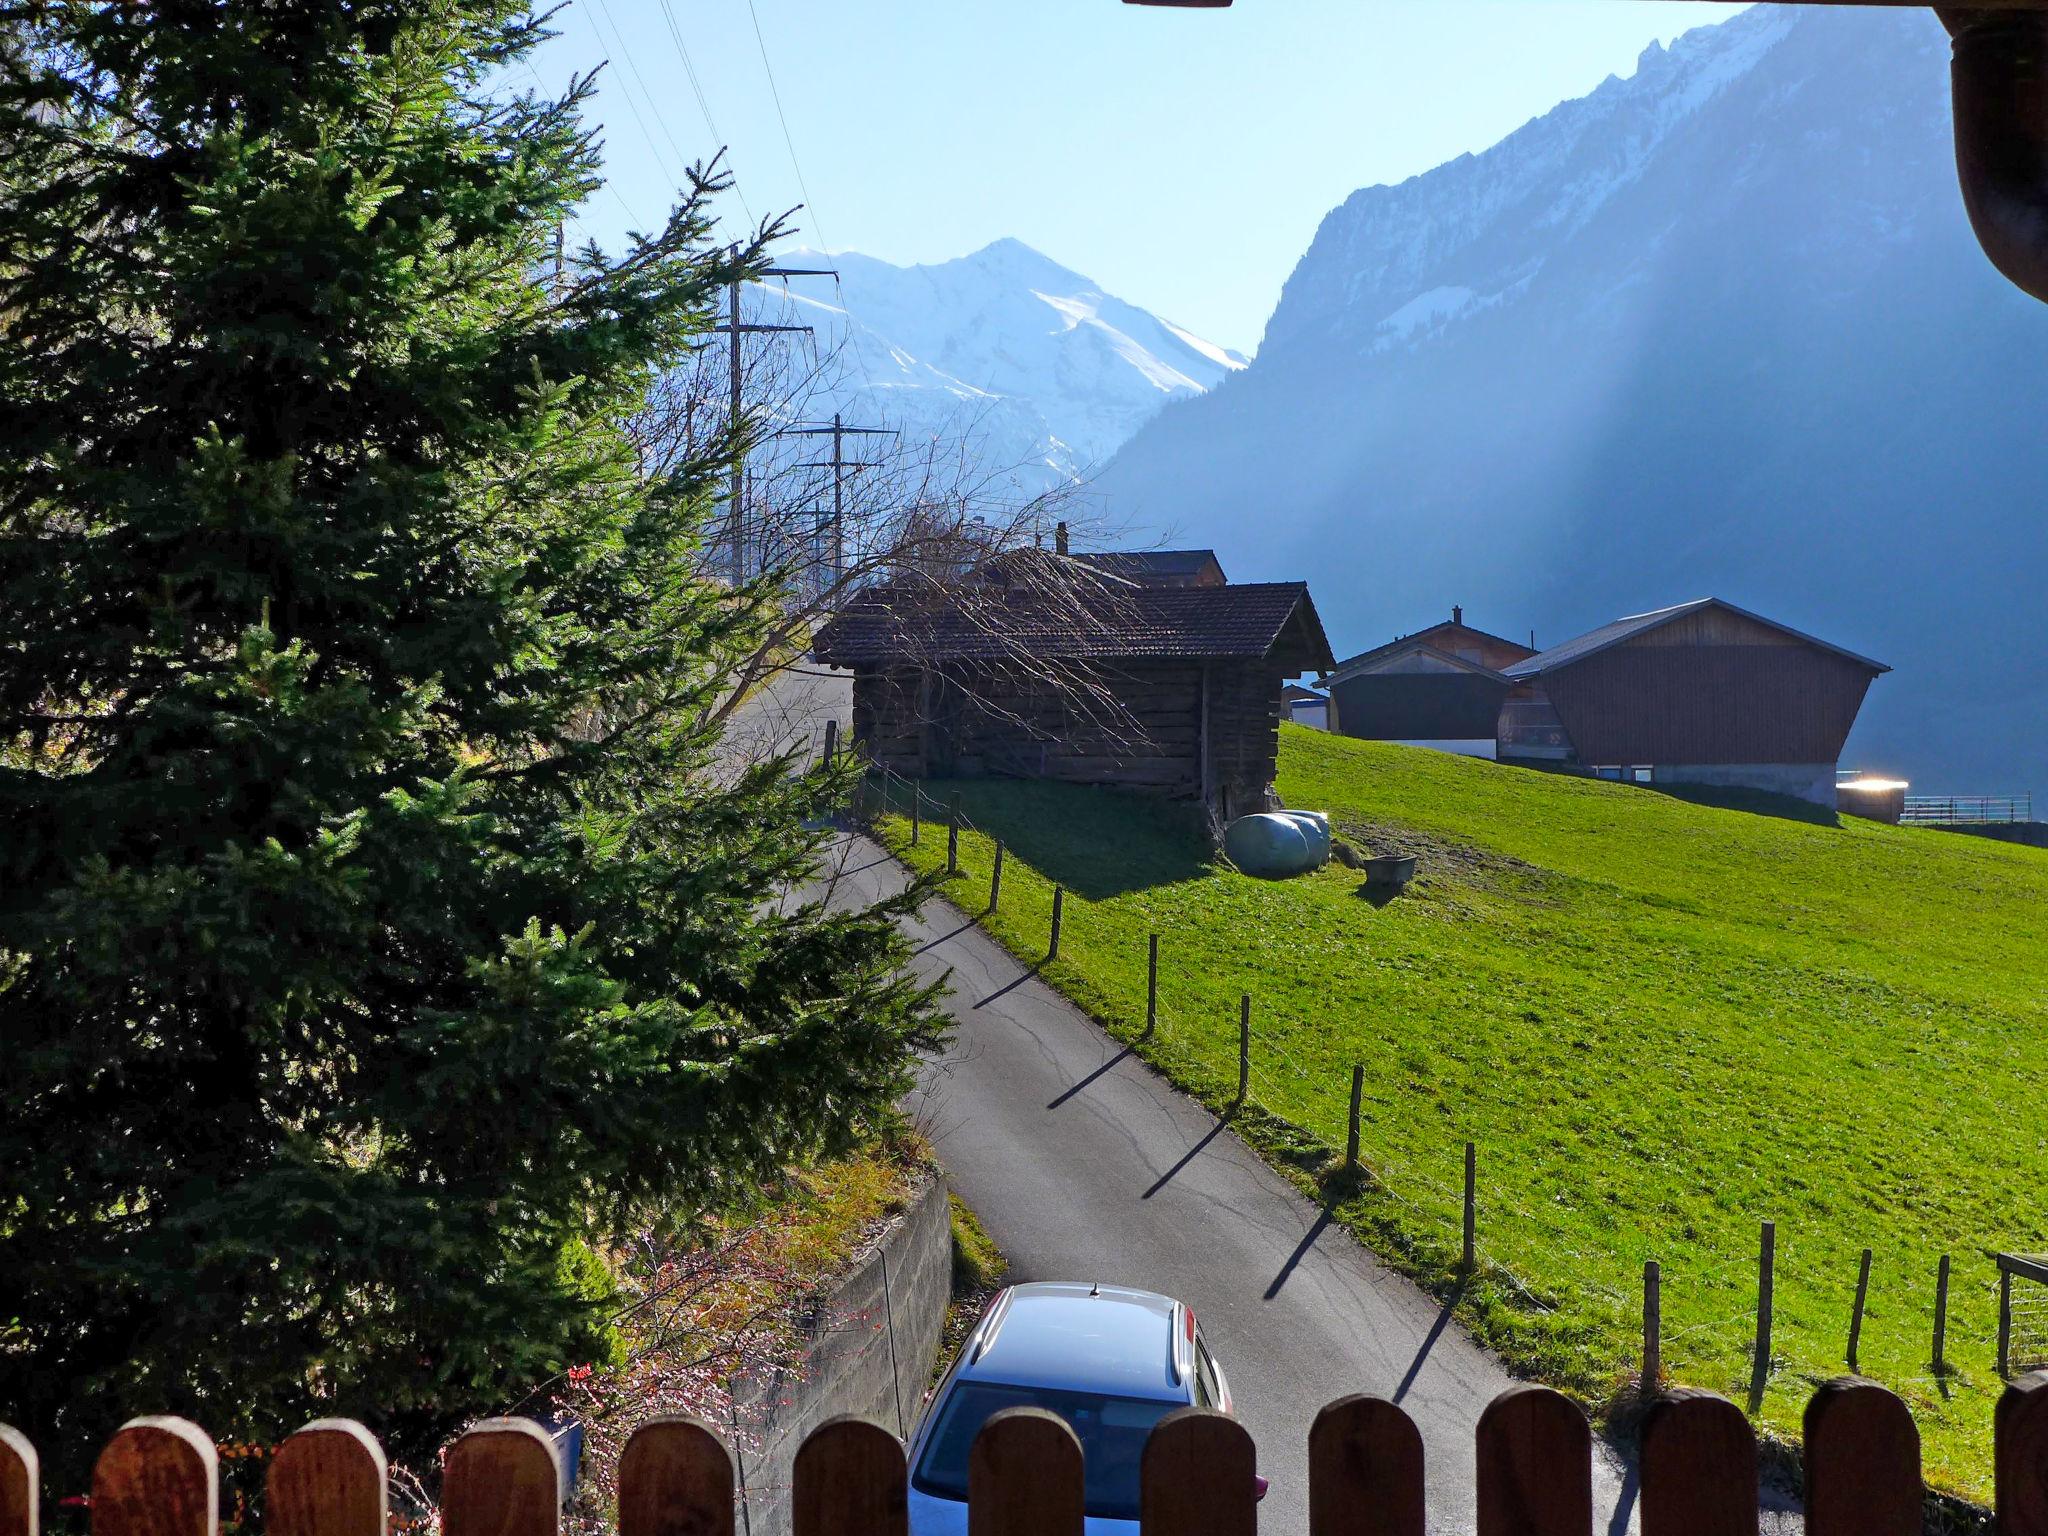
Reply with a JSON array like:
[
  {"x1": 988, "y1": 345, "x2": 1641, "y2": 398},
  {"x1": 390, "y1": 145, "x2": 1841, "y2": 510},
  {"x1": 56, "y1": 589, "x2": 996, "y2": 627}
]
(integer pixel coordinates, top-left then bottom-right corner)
[
  {"x1": 1307, "y1": 1395, "x2": 1423, "y2": 1536},
  {"x1": 1933, "y1": 1254, "x2": 1952, "y2": 1376},
  {"x1": 91, "y1": 1418, "x2": 217, "y2": 1536},
  {"x1": 2003, "y1": 1262, "x2": 2017, "y2": 1380},
  {"x1": 1048, "y1": 886, "x2": 1064, "y2": 960},
  {"x1": 267, "y1": 1421, "x2": 387, "y2": 1536},
  {"x1": 1146, "y1": 933, "x2": 1159, "y2": 1036},
  {"x1": 1849, "y1": 1248, "x2": 1873, "y2": 1373},
  {"x1": 1998, "y1": 1371, "x2": 2048, "y2": 1536},
  {"x1": 1236, "y1": 994, "x2": 1251, "y2": 1106},
  {"x1": 1476, "y1": 1384, "x2": 1591, "y2": 1536},
  {"x1": 969, "y1": 1409, "x2": 1083, "y2": 1536},
  {"x1": 794, "y1": 1418, "x2": 906, "y2": 1536},
  {"x1": 1345, "y1": 1066, "x2": 1364, "y2": 1171},
  {"x1": 1643, "y1": 1261, "x2": 1662, "y2": 1392},
  {"x1": 1462, "y1": 1143, "x2": 1477, "y2": 1272},
  {"x1": 822, "y1": 718, "x2": 839, "y2": 769},
  {"x1": 990, "y1": 841, "x2": 1004, "y2": 913},
  {"x1": 618, "y1": 1418, "x2": 734, "y2": 1536},
  {"x1": 1, "y1": 1424, "x2": 37, "y2": 1536},
  {"x1": 444, "y1": 1420, "x2": 560, "y2": 1536},
  {"x1": 1750, "y1": 1221, "x2": 1776, "y2": 1407},
  {"x1": 1804, "y1": 1379, "x2": 1920, "y2": 1536},
  {"x1": 948, "y1": 796, "x2": 960, "y2": 875},
  {"x1": 910, "y1": 787, "x2": 921, "y2": 846},
  {"x1": 1142, "y1": 1409, "x2": 1256, "y2": 1536},
  {"x1": 1641, "y1": 1390, "x2": 1758, "y2": 1536}
]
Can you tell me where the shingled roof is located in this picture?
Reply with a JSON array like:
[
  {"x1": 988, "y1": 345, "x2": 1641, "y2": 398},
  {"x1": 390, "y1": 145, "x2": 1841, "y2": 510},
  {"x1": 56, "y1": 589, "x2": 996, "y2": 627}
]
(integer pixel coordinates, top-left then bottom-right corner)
[{"x1": 814, "y1": 578, "x2": 1334, "y2": 671}]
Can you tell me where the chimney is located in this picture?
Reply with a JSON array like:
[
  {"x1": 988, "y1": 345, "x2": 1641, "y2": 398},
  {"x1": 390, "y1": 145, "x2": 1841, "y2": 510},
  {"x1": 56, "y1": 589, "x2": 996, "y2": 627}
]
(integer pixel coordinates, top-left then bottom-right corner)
[
  {"x1": 1055, "y1": 521, "x2": 1069, "y2": 556},
  {"x1": 1452, "y1": 604, "x2": 1463, "y2": 627},
  {"x1": 1529, "y1": 629, "x2": 1537, "y2": 650}
]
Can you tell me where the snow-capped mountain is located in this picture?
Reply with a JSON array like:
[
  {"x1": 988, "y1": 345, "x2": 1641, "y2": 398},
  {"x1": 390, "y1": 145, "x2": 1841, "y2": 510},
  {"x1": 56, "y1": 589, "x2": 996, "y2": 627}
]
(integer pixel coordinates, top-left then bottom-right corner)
[
  {"x1": 1098, "y1": 4, "x2": 2048, "y2": 790},
  {"x1": 749, "y1": 239, "x2": 1244, "y2": 490}
]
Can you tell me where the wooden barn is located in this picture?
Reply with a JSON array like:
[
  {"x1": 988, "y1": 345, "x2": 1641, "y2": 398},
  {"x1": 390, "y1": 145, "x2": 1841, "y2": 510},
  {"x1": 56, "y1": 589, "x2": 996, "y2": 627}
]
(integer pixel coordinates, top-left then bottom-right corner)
[
  {"x1": 1322, "y1": 608, "x2": 1536, "y2": 753},
  {"x1": 1495, "y1": 598, "x2": 1890, "y2": 806},
  {"x1": 813, "y1": 549, "x2": 1333, "y2": 819}
]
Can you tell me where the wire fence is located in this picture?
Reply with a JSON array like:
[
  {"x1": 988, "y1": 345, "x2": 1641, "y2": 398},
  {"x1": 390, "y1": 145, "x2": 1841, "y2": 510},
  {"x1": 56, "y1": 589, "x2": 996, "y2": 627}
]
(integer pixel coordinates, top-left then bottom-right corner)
[{"x1": 833, "y1": 759, "x2": 2038, "y2": 1423}]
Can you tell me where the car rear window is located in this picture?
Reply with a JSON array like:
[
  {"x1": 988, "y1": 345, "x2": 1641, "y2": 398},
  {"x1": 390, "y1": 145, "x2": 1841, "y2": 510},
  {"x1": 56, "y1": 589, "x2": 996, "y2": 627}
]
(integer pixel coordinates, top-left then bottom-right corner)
[{"x1": 912, "y1": 1380, "x2": 1180, "y2": 1520}]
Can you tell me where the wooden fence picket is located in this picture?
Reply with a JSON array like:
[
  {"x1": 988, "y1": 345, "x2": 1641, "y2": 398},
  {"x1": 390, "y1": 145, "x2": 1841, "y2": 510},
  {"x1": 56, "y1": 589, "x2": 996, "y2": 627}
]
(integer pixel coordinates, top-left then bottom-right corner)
[
  {"x1": 1639, "y1": 1390, "x2": 1757, "y2": 1536},
  {"x1": 1, "y1": 1424, "x2": 36, "y2": 1536},
  {"x1": 1802, "y1": 1379, "x2": 1919, "y2": 1536},
  {"x1": 1997, "y1": 1371, "x2": 2048, "y2": 1536},
  {"x1": 1475, "y1": 1385, "x2": 1589, "y2": 1536},
  {"x1": 618, "y1": 1418, "x2": 734, "y2": 1536},
  {"x1": 442, "y1": 1419, "x2": 560, "y2": 1536},
  {"x1": 969, "y1": 1408, "x2": 1083, "y2": 1536},
  {"x1": 267, "y1": 1420, "x2": 386, "y2": 1536},
  {"x1": 1306, "y1": 1395, "x2": 1423, "y2": 1536},
  {"x1": 1142, "y1": 1408, "x2": 1256, "y2": 1536},
  {"x1": 793, "y1": 1417, "x2": 906, "y2": 1536},
  {"x1": 90, "y1": 1418, "x2": 217, "y2": 1536}
]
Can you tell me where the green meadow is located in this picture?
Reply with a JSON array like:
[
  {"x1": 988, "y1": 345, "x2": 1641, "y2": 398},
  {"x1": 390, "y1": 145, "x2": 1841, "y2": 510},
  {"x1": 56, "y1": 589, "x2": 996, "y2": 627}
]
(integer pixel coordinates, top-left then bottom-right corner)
[{"x1": 874, "y1": 725, "x2": 2048, "y2": 1500}]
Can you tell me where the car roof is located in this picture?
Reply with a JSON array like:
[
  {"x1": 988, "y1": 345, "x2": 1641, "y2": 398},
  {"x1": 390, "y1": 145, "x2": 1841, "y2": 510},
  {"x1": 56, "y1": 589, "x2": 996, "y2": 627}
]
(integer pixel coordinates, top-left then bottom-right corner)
[{"x1": 958, "y1": 1282, "x2": 1190, "y2": 1401}]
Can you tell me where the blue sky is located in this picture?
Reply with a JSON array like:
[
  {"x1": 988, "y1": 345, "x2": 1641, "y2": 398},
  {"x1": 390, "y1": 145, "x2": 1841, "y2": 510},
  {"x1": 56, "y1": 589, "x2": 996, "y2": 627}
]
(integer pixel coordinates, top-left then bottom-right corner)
[{"x1": 530, "y1": 0, "x2": 1749, "y2": 354}]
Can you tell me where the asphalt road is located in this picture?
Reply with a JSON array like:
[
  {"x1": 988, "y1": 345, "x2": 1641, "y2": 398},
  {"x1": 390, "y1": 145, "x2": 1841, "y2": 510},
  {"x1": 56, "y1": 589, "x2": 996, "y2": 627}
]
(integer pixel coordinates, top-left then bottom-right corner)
[{"x1": 741, "y1": 668, "x2": 1795, "y2": 1532}]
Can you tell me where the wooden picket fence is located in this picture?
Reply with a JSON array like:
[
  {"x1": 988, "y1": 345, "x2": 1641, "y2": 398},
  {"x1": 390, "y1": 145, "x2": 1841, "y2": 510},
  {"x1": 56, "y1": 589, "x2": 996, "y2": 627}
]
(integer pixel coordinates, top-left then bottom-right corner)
[{"x1": 8, "y1": 1372, "x2": 2048, "y2": 1536}]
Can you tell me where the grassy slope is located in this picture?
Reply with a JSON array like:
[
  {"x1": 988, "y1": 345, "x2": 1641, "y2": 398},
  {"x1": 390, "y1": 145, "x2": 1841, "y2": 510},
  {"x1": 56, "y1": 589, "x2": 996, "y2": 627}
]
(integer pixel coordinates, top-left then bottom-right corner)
[{"x1": 873, "y1": 727, "x2": 2048, "y2": 1499}]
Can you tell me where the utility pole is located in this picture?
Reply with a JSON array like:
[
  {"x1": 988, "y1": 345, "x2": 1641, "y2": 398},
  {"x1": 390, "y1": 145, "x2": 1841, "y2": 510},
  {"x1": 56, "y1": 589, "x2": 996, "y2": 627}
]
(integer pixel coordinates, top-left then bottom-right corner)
[
  {"x1": 720, "y1": 265, "x2": 832, "y2": 583},
  {"x1": 786, "y1": 412, "x2": 896, "y2": 597}
]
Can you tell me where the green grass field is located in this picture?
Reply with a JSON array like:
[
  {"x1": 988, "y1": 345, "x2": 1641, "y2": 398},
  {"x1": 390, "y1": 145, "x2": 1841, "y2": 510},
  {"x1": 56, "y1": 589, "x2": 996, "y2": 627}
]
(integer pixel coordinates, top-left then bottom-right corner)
[{"x1": 873, "y1": 727, "x2": 2048, "y2": 1500}]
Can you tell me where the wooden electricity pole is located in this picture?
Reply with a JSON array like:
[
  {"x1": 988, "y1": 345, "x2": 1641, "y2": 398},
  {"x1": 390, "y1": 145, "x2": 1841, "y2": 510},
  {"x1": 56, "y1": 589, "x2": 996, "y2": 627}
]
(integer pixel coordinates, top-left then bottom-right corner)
[
  {"x1": 786, "y1": 412, "x2": 896, "y2": 595},
  {"x1": 720, "y1": 266, "x2": 831, "y2": 582}
]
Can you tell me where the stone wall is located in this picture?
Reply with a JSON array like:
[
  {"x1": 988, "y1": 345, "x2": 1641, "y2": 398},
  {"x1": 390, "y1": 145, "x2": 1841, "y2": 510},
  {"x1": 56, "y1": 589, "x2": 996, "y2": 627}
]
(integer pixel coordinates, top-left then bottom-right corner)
[{"x1": 728, "y1": 1173, "x2": 952, "y2": 1536}]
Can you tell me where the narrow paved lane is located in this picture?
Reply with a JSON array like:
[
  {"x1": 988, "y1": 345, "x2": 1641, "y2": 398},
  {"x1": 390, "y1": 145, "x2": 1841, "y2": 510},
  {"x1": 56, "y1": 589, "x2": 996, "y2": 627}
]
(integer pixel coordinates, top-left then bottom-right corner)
[{"x1": 815, "y1": 836, "x2": 1751, "y2": 1535}]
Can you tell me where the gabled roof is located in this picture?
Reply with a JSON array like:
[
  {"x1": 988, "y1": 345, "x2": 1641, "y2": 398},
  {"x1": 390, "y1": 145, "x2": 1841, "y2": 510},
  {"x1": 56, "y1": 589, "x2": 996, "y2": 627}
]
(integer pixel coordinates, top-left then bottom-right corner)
[
  {"x1": 1327, "y1": 621, "x2": 1534, "y2": 683},
  {"x1": 1283, "y1": 683, "x2": 1327, "y2": 704},
  {"x1": 1503, "y1": 598, "x2": 1890, "y2": 680},
  {"x1": 814, "y1": 579, "x2": 1335, "y2": 670},
  {"x1": 1327, "y1": 639, "x2": 1513, "y2": 685}
]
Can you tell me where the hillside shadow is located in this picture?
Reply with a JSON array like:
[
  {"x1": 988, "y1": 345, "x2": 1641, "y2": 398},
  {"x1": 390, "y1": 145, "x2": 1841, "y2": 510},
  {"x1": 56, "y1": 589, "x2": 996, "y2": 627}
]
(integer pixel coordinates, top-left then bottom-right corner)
[
  {"x1": 919, "y1": 778, "x2": 1213, "y2": 899},
  {"x1": 1649, "y1": 783, "x2": 1843, "y2": 828}
]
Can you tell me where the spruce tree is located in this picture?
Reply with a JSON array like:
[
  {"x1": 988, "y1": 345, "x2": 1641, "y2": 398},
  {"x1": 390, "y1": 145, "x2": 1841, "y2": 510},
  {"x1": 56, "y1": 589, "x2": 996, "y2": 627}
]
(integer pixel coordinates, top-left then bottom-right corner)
[{"x1": 0, "y1": 0, "x2": 941, "y2": 1476}]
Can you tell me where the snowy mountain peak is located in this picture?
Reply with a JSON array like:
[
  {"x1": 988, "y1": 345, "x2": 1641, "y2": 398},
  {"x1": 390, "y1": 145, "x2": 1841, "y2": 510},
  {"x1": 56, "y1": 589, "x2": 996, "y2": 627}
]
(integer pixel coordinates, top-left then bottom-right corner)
[{"x1": 753, "y1": 240, "x2": 1244, "y2": 487}]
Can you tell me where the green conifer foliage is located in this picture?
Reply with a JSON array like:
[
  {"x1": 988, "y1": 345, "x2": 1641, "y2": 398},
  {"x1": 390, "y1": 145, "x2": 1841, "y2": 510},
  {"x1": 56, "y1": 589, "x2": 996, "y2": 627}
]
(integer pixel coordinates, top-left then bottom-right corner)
[{"x1": 0, "y1": 0, "x2": 942, "y2": 1476}]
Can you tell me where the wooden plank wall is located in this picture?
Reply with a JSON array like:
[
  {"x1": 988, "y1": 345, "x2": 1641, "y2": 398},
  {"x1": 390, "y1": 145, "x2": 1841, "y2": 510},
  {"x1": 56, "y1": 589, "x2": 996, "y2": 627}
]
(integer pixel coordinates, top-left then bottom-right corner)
[{"x1": 12, "y1": 1374, "x2": 2048, "y2": 1536}]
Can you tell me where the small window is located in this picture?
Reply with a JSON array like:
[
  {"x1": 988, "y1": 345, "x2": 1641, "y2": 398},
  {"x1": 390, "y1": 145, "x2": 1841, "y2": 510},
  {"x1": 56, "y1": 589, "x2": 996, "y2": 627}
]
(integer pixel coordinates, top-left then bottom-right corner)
[
  {"x1": 1593, "y1": 765, "x2": 1623, "y2": 781},
  {"x1": 1631, "y1": 765, "x2": 1653, "y2": 784}
]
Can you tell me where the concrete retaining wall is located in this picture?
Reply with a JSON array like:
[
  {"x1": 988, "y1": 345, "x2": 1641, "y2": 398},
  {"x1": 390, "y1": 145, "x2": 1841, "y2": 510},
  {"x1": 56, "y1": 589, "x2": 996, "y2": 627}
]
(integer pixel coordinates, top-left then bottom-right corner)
[
  {"x1": 729, "y1": 1173, "x2": 952, "y2": 1536},
  {"x1": 1931, "y1": 820, "x2": 2048, "y2": 850}
]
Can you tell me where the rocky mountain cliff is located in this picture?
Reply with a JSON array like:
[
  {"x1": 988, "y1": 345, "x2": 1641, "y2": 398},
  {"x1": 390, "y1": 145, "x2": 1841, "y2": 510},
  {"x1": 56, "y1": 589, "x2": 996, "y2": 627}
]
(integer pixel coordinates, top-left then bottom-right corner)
[{"x1": 1098, "y1": 5, "x2": 2048, "y2": 790}]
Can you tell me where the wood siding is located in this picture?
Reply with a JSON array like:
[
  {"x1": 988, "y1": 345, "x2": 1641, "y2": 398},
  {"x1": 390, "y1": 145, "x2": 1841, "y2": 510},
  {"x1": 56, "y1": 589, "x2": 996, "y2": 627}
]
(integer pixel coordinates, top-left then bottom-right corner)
[
  {"x1": 1539, "y1": 639, "x2": 1877, "y2": 766},
  {"x1": 851, "y1": 657, "x2": 1286, "y2": 806},
  {"x1": 1331, "y1": 672, "x2": 1512, "y2": 742}
]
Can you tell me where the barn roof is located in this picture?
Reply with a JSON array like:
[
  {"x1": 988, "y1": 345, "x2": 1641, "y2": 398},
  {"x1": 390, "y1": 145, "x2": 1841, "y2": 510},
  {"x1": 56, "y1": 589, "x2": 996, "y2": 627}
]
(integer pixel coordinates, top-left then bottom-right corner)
[
  {"x1": 1503, "y1": 598, "x2": 1890, "y2": 680},
  {"x1": 1327, "y1": 638, "x2": 1515, "y2": 685},
  {"x1": 813, "y1": 579, "x2": 1334, "y2": 671}
]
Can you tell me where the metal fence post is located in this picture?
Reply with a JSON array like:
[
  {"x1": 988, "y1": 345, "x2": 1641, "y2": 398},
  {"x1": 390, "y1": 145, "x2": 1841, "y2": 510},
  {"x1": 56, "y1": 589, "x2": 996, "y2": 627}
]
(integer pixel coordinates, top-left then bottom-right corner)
[
  {"x1": 1643, "y1": 1260, "x2": 1661, "y2": 1391},
  {"x1": 1236, "y1": 994, "x2": 1250, "y2": 1105},
  {"x1": 1849, "y1": 1247, "x2": 1872, "y2": 1373},
  {"x1": 1145, "y1": 933, "x2": 1159, "y2": 1036},
  {"x1": 1345, "y1": 1065, "x2": 1364, "y2": 1170},
  {"x1": 1934, "y1": 1253, "x2": 1952, "y2": 1375},
  {"x1": 1462, "y1": 1142, "x2": 1477, "y2": 1272}
]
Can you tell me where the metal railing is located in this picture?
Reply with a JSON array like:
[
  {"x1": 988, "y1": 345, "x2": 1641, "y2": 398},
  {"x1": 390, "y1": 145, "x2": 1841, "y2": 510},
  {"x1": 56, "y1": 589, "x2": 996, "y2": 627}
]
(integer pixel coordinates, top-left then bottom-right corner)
[{"x1": 1900, "y1": 793, "x2": 2033, "y2": 825}]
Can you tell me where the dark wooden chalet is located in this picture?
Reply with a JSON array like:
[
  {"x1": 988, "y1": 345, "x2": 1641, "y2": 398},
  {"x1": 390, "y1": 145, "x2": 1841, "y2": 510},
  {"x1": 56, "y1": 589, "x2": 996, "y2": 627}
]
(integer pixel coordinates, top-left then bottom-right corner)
[
  {"x1": 1496, "y1": 598, "x2": 1889, "y2": 806},
  {"x1": 1323, "y1": 608, "x2": 1536, "y2": 746},
  {"x1": 813, "y1": 551, "x2": 1333, "y2": 818}
]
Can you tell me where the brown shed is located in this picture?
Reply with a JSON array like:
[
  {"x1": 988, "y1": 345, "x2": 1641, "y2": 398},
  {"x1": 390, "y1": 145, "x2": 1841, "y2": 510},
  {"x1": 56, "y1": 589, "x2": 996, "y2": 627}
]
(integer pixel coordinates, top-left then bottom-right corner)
[
  {"x1": 1323, "y1": 608, "x2": 1536, "y2": 746},
  {"x1": 813, "y1": 551, "x2": 1333, "y2": 819},
  {"x1": 1497, "y1": 598, "x2": 1889, "y2": 806}
]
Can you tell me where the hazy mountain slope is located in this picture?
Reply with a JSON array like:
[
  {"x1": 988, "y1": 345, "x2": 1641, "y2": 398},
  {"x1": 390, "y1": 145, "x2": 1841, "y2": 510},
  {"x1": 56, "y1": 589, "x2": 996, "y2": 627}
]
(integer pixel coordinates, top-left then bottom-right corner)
[
  {"x1": 1097, "y1": 5, "x2": 2048, "y2": 790},
  {"x1": 756, "y1": 239, "x2": 1244, "y2": 491}
]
